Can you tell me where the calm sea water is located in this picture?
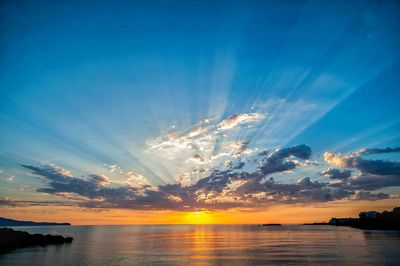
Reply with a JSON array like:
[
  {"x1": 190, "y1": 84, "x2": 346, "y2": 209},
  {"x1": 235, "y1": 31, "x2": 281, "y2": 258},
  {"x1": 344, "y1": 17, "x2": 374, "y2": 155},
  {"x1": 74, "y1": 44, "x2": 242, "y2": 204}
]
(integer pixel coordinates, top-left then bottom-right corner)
[{"x1": 1, "y1": 225, "x2": 400, "y2": 265}]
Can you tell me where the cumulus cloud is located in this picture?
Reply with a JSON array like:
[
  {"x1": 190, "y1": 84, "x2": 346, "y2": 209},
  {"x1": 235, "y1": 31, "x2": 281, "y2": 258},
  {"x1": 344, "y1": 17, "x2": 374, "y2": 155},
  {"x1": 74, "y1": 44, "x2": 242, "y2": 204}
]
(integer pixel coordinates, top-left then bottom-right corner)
[
  {"x1": 297, "y1": 176, "x2": 321, "y2": 187},
  {"x1": 16, "y1": 144, "x2": 395, "y2": 211},
  {"x1": 218, "y1": 113, "x2": 265, "y2": 130},
  {"x1": 352, "y1": 190, "x2": 389, "y2": 201},
  {"x1": 224, "y1": 160, "x2": 245, "y2": 170},
  {"x1": 258, "y1": 144, "x2": 311, "y2": 175},
  {"x1": 145, "y1": 112, "x2": 266, "y2": 184},
  {"x1": 321, "y1": 168, "x2": 351, "y2": 180},
  {"x1": 324, "y1": 149, "x2": 400, "y2": 176},
  {"x1": 90, "y1": 175, "x2": 110, "y2": 186},
  {"x1": 8, "y1": 142, "x2": 398, "y2": 212},
  {"x1": 349, "y1": 173, "x2": 400, "y2": 190},
  {"x1": 324, "y1": 147, "x2": 400, "y2": 191}
]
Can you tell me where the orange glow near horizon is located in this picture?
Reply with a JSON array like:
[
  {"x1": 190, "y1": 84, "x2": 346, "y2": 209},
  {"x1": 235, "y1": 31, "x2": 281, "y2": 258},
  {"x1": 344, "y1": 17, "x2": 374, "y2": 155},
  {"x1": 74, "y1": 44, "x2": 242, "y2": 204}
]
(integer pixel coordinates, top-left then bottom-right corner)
[
  {"x1": 185, "y1": 211, "x2": 214, "y2": 224},
  {"x1": 0, "y1": 198, "x2": 398, "y2": 225}
]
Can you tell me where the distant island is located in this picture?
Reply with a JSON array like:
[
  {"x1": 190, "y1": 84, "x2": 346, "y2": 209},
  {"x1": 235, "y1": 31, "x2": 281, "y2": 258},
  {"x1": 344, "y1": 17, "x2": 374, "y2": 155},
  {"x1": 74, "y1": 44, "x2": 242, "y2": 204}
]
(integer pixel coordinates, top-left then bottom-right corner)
[
  {"x1": 261, "y1": 223, "x2": 282, "y2": 226},
  {"x1": 0, "y1": 217, "x2": 71, "y2": 227},
  {"x1": 305, "y1": 207, "x2": 400, "y2": 231},
  {"x1": 0, "y1": 228, "x2": 73, "y2": 254}
]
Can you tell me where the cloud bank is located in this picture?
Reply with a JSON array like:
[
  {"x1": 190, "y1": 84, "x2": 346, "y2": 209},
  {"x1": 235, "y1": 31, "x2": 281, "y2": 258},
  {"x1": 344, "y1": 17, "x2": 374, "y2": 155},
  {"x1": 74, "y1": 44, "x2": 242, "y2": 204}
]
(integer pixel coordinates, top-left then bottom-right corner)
[
  {"x1": 9, "y1": 144, "x2": 398, "y2": 211},
  {"x1": 324, "y1": 147, "x2": 400, "y2": 190}
]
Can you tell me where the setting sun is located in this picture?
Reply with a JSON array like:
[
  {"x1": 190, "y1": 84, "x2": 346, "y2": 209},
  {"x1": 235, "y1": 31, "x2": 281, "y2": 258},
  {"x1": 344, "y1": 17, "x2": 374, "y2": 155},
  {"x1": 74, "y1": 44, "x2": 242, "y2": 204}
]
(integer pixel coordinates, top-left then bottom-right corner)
[{"x1": 185, "y1": 211, "x2": 214, "y2": 224}]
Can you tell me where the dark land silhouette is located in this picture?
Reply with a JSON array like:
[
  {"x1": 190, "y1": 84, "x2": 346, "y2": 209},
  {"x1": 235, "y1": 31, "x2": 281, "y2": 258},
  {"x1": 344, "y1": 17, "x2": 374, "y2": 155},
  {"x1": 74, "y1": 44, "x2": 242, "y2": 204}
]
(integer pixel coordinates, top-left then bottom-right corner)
[
  {"x1": 261, "y1": 223, "x2": 282, "y2": 226},
  {"x1": 0, "y1": 217, "x2": 71, "y2": 227},
  {"x1": 0, "y1": 228, "x2": 73, "y2": 254},
  {"x1": 319, "y1": 207, "x2": 400, "y2": 230}
]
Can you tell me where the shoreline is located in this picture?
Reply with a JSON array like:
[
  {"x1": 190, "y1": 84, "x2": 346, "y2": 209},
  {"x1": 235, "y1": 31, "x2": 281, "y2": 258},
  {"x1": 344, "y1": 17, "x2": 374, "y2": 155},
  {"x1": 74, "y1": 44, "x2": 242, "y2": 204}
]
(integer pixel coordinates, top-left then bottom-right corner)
[{"x1": 0, "y1": 228, "x2": 73, "y2": 254}]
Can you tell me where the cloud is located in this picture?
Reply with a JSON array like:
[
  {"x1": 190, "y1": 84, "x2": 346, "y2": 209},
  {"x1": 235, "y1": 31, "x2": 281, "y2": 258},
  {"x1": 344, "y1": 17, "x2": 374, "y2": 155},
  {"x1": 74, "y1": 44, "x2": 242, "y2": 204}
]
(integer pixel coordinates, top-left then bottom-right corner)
[
  {"x1": 17, "y1": 144, "x2": 394, "y2": 211},
  {"x1": 321, "y1": 168, "x2": 351, "y2": 180},
  {"x1": 217, "y1": 113, "x2": 265, "y2": 130},
  {"x1": 0, "y1": 197, "x2": 22, "y2": 207},
  {"x1": 349, "y1": 173, "x2": 400, "y2": 190},
  {"x1": 224, "y1": 160, "x2": 245, "y2": 170},
  {"x1": 258, "y1": 144, "x2": 311, "y2": 175},
  {"x1": 125, "y1": 172, "x2": 152, "y2": 187},
  {"x1": 145, "y1": 112, "x2": 266, "y2": 184},
  {"x1": 21, "y1": 164, "x2": 72, "y2": 183},
  {"x1": 89, "y1": 175, "x2": 110, "y2": 186},
  {"x1": 297, "y1": 176, "x2": 321, "y2": 187},
  {"x1": 358, "y1": 147, "x2": 400, "y2": 155},
  {"x1": 324, "y1": 147, "x2": 400, "y2": 191},
  {"x1": 142, "y1": 102, "x2": 323, "y2": 186},
  {"x1": 324, "y1": 148, "x2": 400, "y2": 176},
  {"x1": 352, "y1": 190, "x2": 390, "y2": 201},
  {"x1": 0, "y1": 197, "x2": 75, "y2": 207},
  {"x1": 12, "y1": 145, "x2": 398, "y2": 211}
]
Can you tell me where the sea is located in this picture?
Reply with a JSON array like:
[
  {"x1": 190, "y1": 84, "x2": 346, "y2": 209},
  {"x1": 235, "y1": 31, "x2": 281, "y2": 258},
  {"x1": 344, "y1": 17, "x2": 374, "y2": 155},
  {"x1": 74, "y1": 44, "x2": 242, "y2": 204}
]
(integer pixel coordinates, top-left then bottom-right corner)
[{"x1": 1, "y1": 225, "x2": 400, "y2": 265}]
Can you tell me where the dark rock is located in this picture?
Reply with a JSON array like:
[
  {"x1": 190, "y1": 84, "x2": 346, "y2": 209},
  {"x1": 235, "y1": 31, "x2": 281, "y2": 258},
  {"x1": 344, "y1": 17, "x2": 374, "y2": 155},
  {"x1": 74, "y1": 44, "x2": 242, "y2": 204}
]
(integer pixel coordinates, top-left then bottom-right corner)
[{"x1": 0, "y1": 228, "x2": 73, "y2": 254}]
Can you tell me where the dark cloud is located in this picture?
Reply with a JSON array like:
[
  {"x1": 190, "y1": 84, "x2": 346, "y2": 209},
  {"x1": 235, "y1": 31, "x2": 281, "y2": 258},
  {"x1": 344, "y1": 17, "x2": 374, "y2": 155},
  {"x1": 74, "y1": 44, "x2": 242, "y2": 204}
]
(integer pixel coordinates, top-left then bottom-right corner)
[
  {"x1": 258, "y1": 144, "x2": 311, "y2": 175},
  {"x1": 349, "y1": 174, "x2": 400, "y2": 191},
  {"x1": 324, "y1": 147, "x2": 400, "y2": 192},
  {"x1": 0, "y1": 197, "x2": 23, "y2": 207},
  {"x1": 325, "y1": 154, "x2": 400, "y2": 176},
  {"x1": 360, "y1": 147, "x2": 400, "y2": 155},
  {"x1": 24, "y1": 164, "x2": 353, "y2": 210},
  {"x1": 21, "y1": 164, "x2": 71, "y2": 183},
  {"x1": 324, "y1": 147, "x2": 400, "y2": 176},
  {"x1": 89, "y1": 175, "x2": 110, "y2": 186},
  {"x1": 0, "y1": 197, "x2": 74, "y2": 207},
  {"x1": 297, "y1": 176, "x2": 321, "y2": 187},
  {"x1": 352, "y1": 190, "x2": 389, "y2": 201},
  {"x1": 21, "y1": 162, "x2": 348, "y2": 210},
  {"x1": 321, "y1": 168, "x2": 352, "y2": 180},
  {"x1": 17, "y1": 144, "x2": 397, "y2": 211},
  {"x1": 357, "y1": 159, "x2": 400, "y2": 176}
]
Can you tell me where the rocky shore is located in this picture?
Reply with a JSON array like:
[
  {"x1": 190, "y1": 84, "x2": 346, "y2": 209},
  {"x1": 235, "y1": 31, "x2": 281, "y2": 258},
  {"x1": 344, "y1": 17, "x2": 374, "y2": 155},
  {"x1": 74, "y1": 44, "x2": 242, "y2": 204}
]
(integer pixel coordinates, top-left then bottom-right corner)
[{"x1": 0, "y1": 228, "x2": 73, "y2": 254}]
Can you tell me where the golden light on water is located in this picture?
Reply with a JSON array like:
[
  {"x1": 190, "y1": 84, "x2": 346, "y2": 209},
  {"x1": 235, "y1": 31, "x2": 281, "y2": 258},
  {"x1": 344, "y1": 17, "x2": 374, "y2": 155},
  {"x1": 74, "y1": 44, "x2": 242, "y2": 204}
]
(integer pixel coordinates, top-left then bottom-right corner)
[{"x1": 185, "y1": 211, "x2": 214, "y2": 224}]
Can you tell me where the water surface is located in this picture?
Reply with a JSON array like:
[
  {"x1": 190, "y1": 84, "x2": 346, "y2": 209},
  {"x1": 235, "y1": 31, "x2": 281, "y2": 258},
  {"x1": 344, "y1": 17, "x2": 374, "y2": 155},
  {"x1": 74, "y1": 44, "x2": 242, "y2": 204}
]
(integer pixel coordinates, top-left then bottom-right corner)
[{"x1": 1, "y1": 225, "x2": 400, "y2": 265}]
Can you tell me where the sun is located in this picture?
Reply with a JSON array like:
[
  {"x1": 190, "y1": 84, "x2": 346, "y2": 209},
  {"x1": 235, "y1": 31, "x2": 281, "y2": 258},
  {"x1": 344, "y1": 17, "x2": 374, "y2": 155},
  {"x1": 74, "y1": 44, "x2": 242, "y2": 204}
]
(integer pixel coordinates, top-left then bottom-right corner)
[{"x1": 185, "y1": 211, "x2": 214, "y2": 224}]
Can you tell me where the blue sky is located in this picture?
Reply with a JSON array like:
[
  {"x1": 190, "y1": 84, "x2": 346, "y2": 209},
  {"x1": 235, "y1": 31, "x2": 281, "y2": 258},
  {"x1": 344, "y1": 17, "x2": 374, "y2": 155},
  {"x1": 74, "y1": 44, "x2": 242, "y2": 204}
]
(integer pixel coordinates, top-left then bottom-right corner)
[{"x1": 0, "y1": 0, "x2": 399, "y2": 211}]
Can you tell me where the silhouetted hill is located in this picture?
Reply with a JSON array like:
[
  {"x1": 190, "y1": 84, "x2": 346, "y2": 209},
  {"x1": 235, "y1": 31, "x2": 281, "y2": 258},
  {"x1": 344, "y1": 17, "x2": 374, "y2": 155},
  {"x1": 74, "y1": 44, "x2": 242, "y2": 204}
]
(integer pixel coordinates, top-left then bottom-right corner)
[
  {"x1": 0, "y1": 217, "x2": 70, "y2": 227},
  {"x1": 0, "y1": 228, "x2": 73, "y2": 253}
]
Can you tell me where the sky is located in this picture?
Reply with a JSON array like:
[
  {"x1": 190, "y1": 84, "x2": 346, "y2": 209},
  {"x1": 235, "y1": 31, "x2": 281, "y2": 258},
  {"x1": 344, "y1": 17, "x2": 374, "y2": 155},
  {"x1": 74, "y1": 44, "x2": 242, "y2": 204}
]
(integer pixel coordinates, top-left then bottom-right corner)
[{"x1": 0, "y1": 0, "x2": 399, "y2": 225}]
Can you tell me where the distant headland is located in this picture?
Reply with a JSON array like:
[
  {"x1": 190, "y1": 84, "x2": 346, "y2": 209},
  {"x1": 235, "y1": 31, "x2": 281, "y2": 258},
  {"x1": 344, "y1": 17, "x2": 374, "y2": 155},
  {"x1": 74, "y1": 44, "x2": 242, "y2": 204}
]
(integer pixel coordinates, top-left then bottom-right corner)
[
  {"x1": 0, "y1": 228, "x2": 73, "y2": 254},
  {"x1": 0, "y1": 217, "x2": 71, "y2": 227},
  {"x1": 305, "y1": 207, "x2": 400, "y2": 231}
]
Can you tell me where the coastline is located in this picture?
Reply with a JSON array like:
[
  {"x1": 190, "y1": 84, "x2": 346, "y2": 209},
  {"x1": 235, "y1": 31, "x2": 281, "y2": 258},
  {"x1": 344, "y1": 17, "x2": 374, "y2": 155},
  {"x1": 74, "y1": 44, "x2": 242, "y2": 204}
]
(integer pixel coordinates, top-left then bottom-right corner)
[{"x1": 0, "y1": 228, "x2": 73, "y2": 254}]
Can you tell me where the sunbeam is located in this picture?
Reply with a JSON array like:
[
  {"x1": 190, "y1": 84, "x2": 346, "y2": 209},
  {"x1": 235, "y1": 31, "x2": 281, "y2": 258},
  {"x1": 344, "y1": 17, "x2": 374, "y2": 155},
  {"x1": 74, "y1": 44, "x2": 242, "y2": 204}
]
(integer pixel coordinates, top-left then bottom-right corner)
[{"x1": 0, "y1": 0, "x2": 399, "y2": 226}]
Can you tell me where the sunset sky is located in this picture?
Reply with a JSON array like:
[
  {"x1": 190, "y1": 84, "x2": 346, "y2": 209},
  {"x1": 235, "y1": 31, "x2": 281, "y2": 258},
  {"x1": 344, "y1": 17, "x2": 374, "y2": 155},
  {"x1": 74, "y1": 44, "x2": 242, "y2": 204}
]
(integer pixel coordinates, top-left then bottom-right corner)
[{"x1": 1, "y1": 0, "x2": 399, "y2": 225}]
